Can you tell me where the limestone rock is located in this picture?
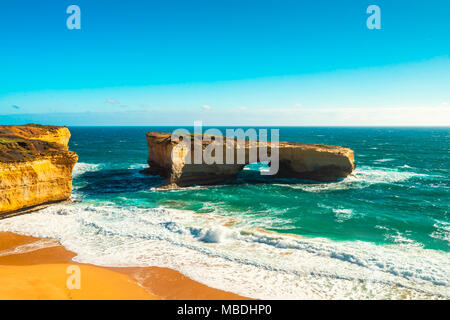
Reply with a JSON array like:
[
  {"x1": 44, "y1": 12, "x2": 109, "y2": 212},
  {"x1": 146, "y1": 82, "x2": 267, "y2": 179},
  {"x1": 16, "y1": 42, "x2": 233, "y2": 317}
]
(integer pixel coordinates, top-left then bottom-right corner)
[
  {"x1": 0, "y1": 124, "x2": 78, "y2": 216},
  {"x1": 143, "y1": 132, "x2": 355, "y2": 188}
]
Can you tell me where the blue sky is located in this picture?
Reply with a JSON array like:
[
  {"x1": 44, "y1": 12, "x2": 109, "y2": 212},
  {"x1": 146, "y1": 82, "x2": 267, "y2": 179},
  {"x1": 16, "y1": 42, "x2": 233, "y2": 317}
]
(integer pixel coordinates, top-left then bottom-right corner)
[{"x1": 0, "y1": 0, "x2": 449, "y2": 125}]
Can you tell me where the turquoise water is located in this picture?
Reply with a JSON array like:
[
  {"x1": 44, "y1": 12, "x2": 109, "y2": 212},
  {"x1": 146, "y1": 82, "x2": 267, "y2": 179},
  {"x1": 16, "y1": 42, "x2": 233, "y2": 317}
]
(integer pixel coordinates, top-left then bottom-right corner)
[
  {"x1": 70, "y1": 127, "x2": 450, "y2": 251},
  {"x1": 1, "y1": 126, "x2": 449, "y2": 299}
]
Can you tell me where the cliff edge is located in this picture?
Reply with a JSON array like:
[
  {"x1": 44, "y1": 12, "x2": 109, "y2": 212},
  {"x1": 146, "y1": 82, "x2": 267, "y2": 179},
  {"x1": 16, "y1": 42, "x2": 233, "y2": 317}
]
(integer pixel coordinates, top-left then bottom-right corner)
[
  {"x1": 143, "y1": 132, "x2": 355, "y2": 188},
  {"x1": 0, "y1": 124, "x2": 78, "y2": 216}
]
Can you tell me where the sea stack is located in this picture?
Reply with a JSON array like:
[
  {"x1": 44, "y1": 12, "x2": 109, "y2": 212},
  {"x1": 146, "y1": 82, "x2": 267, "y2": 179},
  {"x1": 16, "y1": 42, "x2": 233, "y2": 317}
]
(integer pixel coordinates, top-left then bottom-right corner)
[
  {"x1": 0, "y1": 124, "x2": 78, "y2": 217},
  {"x1": 143, "y1": 132, "x2": 355, "y2": 188}
]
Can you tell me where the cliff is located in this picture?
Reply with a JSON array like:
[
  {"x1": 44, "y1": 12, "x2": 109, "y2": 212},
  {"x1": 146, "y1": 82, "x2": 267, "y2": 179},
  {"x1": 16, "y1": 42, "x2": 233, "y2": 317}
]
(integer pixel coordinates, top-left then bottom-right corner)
[
  {"x1": 143, "y1": 132, "x2": 355, "y2": 188},
  {"x1": 0, "y1": 124, "x2": 78, "y2": 216}
]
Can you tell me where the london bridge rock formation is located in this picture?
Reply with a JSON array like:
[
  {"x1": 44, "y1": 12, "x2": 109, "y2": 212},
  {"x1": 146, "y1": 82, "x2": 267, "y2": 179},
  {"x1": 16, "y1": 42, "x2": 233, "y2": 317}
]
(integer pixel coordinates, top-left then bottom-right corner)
[
  {"x1": 143, "y1": 132, "x2": 355, "y2": 189},
  {"x1": 0, "y1": 124, "x2": 78, "y2": 216}
]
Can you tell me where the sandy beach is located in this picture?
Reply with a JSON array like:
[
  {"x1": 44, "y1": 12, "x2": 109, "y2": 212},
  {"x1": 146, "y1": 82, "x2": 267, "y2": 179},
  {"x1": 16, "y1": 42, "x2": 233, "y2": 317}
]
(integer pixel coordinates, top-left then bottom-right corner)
[{"x1": 0, "y1": 232, "x2": 248, "y2": 300}]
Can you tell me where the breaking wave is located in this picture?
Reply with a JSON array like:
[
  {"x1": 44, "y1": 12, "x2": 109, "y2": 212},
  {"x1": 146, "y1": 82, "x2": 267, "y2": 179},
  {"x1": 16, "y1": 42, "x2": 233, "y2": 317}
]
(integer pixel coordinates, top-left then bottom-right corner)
[
  {"x1": 273, "y1": 166, "x2": 430, "y2": 192},
  {"x1": 0, "y1": 202, "x2": 448, "y2": 299},
  {"x1": 72, "y1": 162, "x2": 102, "y2": 177}
]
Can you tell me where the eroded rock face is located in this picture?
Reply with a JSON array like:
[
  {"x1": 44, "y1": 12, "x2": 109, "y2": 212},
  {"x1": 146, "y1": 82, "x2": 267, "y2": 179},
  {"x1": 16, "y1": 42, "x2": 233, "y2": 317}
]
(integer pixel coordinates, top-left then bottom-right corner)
[
  {"x1": 0, "y1": 124, "x2": 78, "y2": 216},
  {"x1": 143, "y1": 132, "x2": 355, "y2": 188}
]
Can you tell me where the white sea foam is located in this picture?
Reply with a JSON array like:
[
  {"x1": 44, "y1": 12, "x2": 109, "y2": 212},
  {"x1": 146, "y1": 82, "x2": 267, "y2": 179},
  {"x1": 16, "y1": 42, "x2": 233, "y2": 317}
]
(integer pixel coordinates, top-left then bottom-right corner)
[
  {"x1": 431, "y1": 221, "x2": 450, "y2": 244},
  {"x1": 374, "y1": 159, "x2": 395, "y2": 162},
  {"x1": 0, "y1": 238, "x2": 60, "y2": 257},
  {"x1": 332, "y1": 208, "x2": 355, "y2": 223},
  {"x1": 273, "y1": 166, "x2": 427, "y2": 193},
  {"x1": 317, "y1": 204, "x2": 359, "y2": 223},
  {"x1": 379, "y1": 227, "x2": 424, "y2": 248},
  {"x1": 0, "y1": 203, "x2": 448, "y2": 299},
  {"x1": 72, "y1": 162, "x2": 101, "y2": 177},
  {"x1": 194, "y1": 226, "x2": 239, "y2": 243},
  {"x1": 128, "y1": 163, "x2": 148, "y2": 170}
]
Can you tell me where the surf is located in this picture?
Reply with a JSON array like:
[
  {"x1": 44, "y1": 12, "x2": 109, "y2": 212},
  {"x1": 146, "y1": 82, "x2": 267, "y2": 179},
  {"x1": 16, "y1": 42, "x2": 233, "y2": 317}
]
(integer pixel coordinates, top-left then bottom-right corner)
[{"x1": 0, "y1": 202, "x2": 448, "y2": 299}]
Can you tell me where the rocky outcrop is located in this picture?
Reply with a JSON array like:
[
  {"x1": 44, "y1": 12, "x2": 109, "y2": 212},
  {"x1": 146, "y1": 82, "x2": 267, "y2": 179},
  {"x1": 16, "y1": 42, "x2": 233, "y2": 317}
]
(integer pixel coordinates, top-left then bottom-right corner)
[
  {"x1": 143, "y1": 132, "x2": 355, "y2": 188},
  {"x1": 0, "y1": 124, "x2": 78, "y2": 216}
]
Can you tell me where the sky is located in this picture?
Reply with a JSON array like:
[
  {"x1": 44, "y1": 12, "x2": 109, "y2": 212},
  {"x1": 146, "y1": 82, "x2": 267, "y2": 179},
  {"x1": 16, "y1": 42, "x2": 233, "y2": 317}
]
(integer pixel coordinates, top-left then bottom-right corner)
[{"x1": 0, "y1": 0, "x2": 449, "y2": 126}]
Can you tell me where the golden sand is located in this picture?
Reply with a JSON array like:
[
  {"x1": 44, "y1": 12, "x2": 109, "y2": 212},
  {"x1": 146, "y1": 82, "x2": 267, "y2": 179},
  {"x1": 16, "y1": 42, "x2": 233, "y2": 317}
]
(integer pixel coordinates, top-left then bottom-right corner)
[
  {"x1": 0, "y1": 232, "x2": 248, "y2": 300},
  {"x1": 0, "y1": 264, "x2": 158, "y2": 300}
]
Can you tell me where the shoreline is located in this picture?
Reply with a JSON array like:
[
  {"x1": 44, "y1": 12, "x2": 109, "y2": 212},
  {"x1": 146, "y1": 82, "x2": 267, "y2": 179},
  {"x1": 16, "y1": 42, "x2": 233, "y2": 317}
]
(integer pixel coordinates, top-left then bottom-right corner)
[
  {"x1": 0, "y1": 200, "x2": 73, "y2": 221},
  {"x1": 0, "y1": 231, "x2": 249, "y2": 300}
]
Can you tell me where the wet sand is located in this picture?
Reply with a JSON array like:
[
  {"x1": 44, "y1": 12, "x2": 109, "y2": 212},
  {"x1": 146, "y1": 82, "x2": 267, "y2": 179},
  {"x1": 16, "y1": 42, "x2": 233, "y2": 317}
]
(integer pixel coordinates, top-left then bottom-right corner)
[{"x1": 0, "y1": 232, "x2": 248, "y2": 300}]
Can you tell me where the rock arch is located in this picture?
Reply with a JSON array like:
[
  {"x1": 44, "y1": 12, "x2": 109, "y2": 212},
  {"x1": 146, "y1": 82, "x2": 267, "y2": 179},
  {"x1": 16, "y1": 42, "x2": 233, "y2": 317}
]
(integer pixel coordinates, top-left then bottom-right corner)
[{"x1": 142, "y1": 132, "x2": 355, "y2": 189}]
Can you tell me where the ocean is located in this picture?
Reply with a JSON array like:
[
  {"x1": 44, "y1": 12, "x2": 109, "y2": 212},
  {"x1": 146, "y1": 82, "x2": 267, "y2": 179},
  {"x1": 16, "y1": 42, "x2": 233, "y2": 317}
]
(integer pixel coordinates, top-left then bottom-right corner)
[{"x1": 1, "y1": 126, "x2": 449, "y2": 299}]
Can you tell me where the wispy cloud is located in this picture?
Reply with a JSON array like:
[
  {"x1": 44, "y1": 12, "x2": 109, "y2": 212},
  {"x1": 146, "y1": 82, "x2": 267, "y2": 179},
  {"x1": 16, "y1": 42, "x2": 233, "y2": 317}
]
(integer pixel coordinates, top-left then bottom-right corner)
[
  {"x1": 2, "y1": 106, "x2": 449, "y2": 126},
  {"x1": 106, "y1": 98, "x2": 119, "y2": 104},
  {"x1": 201, "y1": 105, "x2": 212, "y2": 110}
]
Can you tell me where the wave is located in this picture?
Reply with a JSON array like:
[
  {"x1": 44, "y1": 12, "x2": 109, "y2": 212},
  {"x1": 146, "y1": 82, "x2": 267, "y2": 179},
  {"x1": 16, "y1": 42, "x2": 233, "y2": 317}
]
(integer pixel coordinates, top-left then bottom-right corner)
[
  {"x1": 374, "y1": 158, "x2": 395, "y2": 162},
  {"x1": 128, "y1": 163, "x2": 148, "y2": 170},
  {"x1": 72, "y1": 162, "x2": 102, "y2": 177},
  {"x1": 273, "y1": 166, "x2": 429, "y2": 193},
  {"x1": 73, "y1": 162, "x2": 149, "y2": 176},
  {"x1": 332, "y1": 208, "x2": 355, "y2": 223},
  {"x1": 0, "y1": 202, "x2": 448, "y2": 299},
  {"x1": 431, "y1": 220, "x2": 450, "y2": 244},
  {"x1": 0, "y1": 238, "x2": 60, "y2": 257}
]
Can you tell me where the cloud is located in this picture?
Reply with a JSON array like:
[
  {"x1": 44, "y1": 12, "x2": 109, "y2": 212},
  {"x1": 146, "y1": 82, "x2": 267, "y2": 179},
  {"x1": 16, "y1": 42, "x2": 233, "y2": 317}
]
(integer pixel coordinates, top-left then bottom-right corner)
[
  {"x1": 11, "y1": 105, "x2": 20, "y2": 110},
  {"x1": 2, "y1": 106, "x2": 448, "y2": 126},
  {"x1": 201, "y1": 105, "x2": 212, "y2": 110},
  {"x1": 106, "y1": 98, "x2": 119, "y2": 104},
  {"x1": 294, "y1": 103, "x2": 302, "y2": 107}
]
